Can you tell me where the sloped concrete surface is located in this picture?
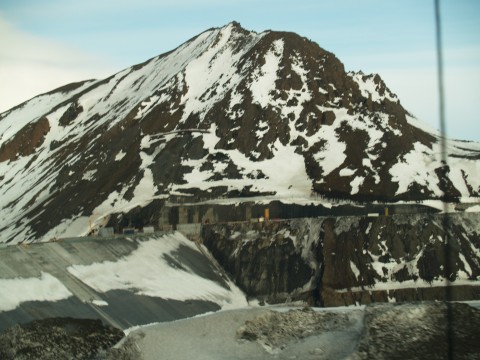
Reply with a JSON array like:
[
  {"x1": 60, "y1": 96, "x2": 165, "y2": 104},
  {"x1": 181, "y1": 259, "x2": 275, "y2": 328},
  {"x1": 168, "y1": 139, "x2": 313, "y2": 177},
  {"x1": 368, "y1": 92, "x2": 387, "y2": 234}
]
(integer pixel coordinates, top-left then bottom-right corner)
[{"x1": 0, "y1": 234, "x2": 231, "y2": 333}]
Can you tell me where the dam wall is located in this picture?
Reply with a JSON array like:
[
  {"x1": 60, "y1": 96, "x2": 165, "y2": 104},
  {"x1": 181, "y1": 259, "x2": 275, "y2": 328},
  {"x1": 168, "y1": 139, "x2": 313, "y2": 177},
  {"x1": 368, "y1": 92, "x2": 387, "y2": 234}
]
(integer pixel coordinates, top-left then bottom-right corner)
[{"x1": 0, "y1": 233, "x2": 243, "y2": 333}]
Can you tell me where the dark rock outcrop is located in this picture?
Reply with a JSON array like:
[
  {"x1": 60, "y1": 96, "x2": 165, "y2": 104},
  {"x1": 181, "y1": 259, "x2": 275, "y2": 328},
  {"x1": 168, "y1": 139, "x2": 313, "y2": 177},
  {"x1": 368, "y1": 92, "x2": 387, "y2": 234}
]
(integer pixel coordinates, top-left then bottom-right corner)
[
  {"x1": 202, "y1": 221, "x2": 314, "y2": 303},
  {"x1": 0, "y1": 317, "x2": 124, "y2": 360},
  {"x1": 234, "y1": 303, "x2": 480, "y2": 360},
  {"x1": 237, "y1": 307, "x2": 356, "y2": 349},
  {"x1": 0, "y1": 116, "x2": 50, "y2": 163},
  {"x1": 356, "y1": 302, "x2": 480, "y2": 360},
  {"x1": 59, "y1": 101, "x2": 84, "y2": 127},
  {"x1": 202, "y1": 212, "x2": 480, "y2": 306}
]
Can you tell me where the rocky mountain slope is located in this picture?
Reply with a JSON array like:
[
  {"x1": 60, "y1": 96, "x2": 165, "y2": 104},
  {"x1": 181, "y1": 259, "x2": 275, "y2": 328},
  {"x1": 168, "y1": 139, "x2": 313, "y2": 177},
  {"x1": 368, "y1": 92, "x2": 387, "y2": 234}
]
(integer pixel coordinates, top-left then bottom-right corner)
[{"x1": 0, "y1": 22, "x2": 479, "y2": 244}]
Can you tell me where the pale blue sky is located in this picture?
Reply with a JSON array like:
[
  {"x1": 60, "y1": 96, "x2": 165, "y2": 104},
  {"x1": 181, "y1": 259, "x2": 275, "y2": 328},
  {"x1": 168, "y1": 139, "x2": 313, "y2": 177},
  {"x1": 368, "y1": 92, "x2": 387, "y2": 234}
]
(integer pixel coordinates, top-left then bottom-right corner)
[{"x1": 1, "y1": 0, "x2": 479, "y2": 140}]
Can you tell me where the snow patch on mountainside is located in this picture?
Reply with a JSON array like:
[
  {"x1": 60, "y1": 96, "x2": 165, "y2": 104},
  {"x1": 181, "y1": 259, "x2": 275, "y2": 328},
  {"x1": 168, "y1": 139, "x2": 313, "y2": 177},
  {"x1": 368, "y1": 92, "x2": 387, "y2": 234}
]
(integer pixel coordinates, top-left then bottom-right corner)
[
  {"x1": 115, "y1": 150, "x2": 126, "y2": 161},
  {"x1": 174, "y1": 124, "x2": 311, "y2": 198},
  {"x1": 40, "y1": 216, "x2": 91, "y2": 242},
  {"x1": 181, "y1": 23, "x2": 265, "y2": 122},
  {"x1": 0, "y1": 81, "x2": 94, "y2": 147},
  {"x1": 313, "y1": 126, "x2": 347, "y2": 176},
  {"x1": 338, "y1": 278, "x2": 480, "y2": 293},
  {"x1": 350, "y1": 176, "x2": 364, "y2": 195},
  {"x1": 250, "y1": 39, "x2": 284, "y2": 108},
  {"x1": 390, "y1": 140, "x2": 480, "y2": 198},
  {"x1": 466, "y1": 205, "x2": 480, "y2": 212},
  {"x1": 390, "y1": 142, "x2": 442, "y2": 196}
]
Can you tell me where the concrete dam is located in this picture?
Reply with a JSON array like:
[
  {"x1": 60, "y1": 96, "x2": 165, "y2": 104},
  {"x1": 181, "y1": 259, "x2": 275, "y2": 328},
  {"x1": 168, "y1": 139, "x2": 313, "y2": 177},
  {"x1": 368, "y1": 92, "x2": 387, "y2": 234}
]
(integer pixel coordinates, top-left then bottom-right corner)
[
  {"x1": 1, "y1": 211, "x2": 479, "y2": 333},
  {"x1": 0, "y1": 233, "x2": 246, "y2": 333}
]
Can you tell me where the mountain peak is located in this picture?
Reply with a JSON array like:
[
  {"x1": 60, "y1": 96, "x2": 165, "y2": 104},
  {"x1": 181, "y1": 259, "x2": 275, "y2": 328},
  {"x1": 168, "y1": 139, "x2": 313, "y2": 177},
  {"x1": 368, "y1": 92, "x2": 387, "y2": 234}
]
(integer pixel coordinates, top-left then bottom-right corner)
[
  {"x1": 227, "y1": 20, "x2": 242, "y2": 29},
  {"x1": 0, "y1": 24, "x2": 479, "y2": 244}
]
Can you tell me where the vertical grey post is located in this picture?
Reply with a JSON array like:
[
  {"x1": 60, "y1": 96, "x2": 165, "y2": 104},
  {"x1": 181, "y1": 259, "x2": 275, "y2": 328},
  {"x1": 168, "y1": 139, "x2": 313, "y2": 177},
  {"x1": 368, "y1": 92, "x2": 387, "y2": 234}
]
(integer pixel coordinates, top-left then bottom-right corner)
[{"x1": 434, "y1": 1, "x2": 453, "y2": 359}]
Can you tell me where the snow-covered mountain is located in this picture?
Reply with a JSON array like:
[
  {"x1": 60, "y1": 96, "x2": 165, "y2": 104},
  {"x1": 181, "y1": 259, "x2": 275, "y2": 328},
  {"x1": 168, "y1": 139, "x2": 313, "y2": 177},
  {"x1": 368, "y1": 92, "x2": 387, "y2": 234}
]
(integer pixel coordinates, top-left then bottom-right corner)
[{"x1": 0, "y1": 22, "x2": 479, "y2": 244}]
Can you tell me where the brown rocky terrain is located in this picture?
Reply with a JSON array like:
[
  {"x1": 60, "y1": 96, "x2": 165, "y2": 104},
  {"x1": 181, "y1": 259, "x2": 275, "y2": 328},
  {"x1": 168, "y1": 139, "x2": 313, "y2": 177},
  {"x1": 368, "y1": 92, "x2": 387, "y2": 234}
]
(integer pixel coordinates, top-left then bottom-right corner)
[{"x1": 0, "y1": 116, "x2": 50, "y2": 162}]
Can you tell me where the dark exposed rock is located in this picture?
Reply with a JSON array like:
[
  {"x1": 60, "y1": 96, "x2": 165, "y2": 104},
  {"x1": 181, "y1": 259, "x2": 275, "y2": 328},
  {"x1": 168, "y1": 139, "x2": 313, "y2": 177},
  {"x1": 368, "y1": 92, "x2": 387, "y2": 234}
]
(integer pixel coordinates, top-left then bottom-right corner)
[
  {"x1": 0, "y1": 116, "x2": 50, "y2": 163},
  {"x1": 203, "y1": 221, "x2": 314, "y2": 303},
  {"x1": 59, "y1": 101, "x2": 84, "y2": 127},
  {"x1": 356, "y1": 302, "x2": 480, "y2": 360},
  {"x1": 237, "y1": 307, "x2": 355, "y2": 350},
  {"x1": 234, "y1": 303, "x2": 480, "y2": 359},
  {"x1": 0, "y1": 317, "x2": 124, "y2": 360},
  {"x1": 102, "y1": 332, "x2": 143, "y2": 360},
  {"x1": 435, "y1": 165, "x2": 462, "y2": 201}
]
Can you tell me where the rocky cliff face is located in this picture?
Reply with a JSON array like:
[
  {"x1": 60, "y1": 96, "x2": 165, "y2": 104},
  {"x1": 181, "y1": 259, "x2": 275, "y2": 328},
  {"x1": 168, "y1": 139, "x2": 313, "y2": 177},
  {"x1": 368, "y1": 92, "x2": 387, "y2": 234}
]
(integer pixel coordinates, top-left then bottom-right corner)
[
  {"x1": 202, "y1": 212, "x2": 480, "y2": 306},
  {"x1": 203, "y1": 220, "x2": 316, "y2": 303},
  {"x1": 1, "y1": 22, "x2": 479, "y2": 244}
]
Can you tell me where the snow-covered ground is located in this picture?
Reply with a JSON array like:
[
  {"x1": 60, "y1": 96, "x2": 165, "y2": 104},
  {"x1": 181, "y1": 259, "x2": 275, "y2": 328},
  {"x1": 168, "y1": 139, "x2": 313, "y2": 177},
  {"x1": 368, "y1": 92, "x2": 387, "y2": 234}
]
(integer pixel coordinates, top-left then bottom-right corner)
[
  {"x1": 118, "y1": 305, "x2": 365, "y2": 360},
  {"x1": 114, "y1": 301, "x2": 480, "y2": 360},
  {"x1": 0, "y1": 272, "x2": 72, "y2": 312}
]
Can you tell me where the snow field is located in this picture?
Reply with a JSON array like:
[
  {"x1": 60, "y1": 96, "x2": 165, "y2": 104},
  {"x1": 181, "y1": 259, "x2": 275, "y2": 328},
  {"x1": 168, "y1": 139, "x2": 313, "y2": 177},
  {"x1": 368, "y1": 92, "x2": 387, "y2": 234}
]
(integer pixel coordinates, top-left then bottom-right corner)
[
  {"x1": 175, "y1": 124, "x2": 312, "y2": 199},
  {"x1": 0, "y1": 272, "x2": 72, "y2": 312},
  {"x1": 249, "y1": 39, "x2": 284, "y2": 108}
]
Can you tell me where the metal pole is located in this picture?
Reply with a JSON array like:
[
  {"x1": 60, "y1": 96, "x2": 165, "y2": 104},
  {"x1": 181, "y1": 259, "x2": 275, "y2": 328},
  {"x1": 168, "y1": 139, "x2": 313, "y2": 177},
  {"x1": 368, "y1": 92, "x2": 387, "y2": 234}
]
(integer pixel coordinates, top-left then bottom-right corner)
[{"x1": 434, "y1": 1, "x2": 454, "y2": 358}]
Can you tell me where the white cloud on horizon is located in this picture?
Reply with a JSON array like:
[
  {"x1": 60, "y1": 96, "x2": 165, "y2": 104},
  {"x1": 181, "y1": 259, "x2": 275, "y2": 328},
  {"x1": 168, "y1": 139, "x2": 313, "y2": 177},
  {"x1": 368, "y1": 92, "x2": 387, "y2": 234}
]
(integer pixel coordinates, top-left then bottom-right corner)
[
  {"x1": 340, "y1": 45, "x2": 480, "y2": 142},
  {"x1": 372, "y1": 64, "x2": 480, "y2": 142},
  {"x1": 0, "y1": 16, "x2": 116, "y2": 112}
]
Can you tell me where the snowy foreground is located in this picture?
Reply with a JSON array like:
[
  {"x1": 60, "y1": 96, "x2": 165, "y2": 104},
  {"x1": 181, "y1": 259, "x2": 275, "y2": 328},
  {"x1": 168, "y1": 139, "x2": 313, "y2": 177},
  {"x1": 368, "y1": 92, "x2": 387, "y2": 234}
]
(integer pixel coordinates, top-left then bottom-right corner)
[
  {"x1": 118, "y1": 306, "x2": 363, "y2": 360},
  {"x1": 112, "y1": 302, "x2": 480, "y2": 360}
]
